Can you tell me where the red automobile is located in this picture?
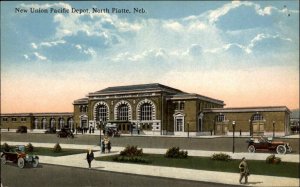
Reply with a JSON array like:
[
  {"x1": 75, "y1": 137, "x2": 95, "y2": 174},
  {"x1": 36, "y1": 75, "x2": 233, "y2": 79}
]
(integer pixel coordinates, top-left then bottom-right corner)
[
  {"x1": 247, "y1": 136, "x2": 292, "y2": 154},
  {"x1": 1, "y1": 145, "x2": 39, "y2": 168}
]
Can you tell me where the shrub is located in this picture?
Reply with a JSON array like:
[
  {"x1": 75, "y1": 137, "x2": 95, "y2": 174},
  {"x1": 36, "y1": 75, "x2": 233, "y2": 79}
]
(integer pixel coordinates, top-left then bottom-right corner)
[
  {"x1": 1, "y1": 143, "x2": 10, "y2": 152},
  {"x1": 26, "y1": 143, "x2": 34, "y2": 152},
  {"x1": 211, "y1": 153, "x2": 232, "y2": 161},
  {"x1": 113, "y1": 156, "x2": 149, "y2": 163},
  {"x1": 266, "y1": 154, "x2": 281, "y2": 164},
  {"x1": 165, "y1": 147, "x2": 188, "y2": 159},
  {"x1": 120, "y1": 145, "x2": 143, "y2": 157},
  {"x1": 53, "y1": 143, "x2": 62, "y2": 153}
]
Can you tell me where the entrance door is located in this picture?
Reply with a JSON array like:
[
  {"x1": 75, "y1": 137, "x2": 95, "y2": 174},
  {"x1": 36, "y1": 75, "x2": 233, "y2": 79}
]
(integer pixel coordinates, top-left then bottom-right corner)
[
  {"x1": 81, "y1": 120, "x2": 88, "y2": 128},
  {"x1": 252, "y1": 122, "x2": 264, "y2": 136}
]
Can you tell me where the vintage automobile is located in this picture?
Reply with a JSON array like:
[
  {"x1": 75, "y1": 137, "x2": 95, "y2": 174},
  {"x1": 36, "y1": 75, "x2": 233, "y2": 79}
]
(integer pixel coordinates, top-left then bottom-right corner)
[
  {"x1": 104, "y1": 124, "x2": 121, "y2": 137},
  {"x1": 16, "y1": 126, "x2": 27, "y2": 133},
  {"x1": 1, "y1": 145, "x2": 39, "y2": 168},
  {"x1": 247, "y1": 136, "x2": 292, "y2": 154},
  {"x1": 44, "y1": 127, "x2": 57, "y2": 134},
  {"x1": 57, "y1": 128, "x2": 74, "y2": 138}
]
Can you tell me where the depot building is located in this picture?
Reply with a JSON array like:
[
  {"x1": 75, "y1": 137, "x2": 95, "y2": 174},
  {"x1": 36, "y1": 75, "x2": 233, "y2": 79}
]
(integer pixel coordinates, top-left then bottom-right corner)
[{"x1": 72, "y1": 83, "x2": 291, "y2": 137}]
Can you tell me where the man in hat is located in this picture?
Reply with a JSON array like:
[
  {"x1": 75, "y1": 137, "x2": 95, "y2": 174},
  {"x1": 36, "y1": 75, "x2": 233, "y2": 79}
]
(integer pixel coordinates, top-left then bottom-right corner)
[
  {"x1": 86, "y1": 148, "x2": 94, "y2": 169},
  {"x1": 239, "y1": 157, "x2": 249, "y2": 184}
]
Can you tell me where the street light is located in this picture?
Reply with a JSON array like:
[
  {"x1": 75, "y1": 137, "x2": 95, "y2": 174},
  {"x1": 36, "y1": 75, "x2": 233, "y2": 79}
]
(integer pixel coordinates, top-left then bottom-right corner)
[
  {"x1": 232, "y1": 121, "x2": 236, "y2": 153},
  {"x1": 187, "y1": 122, "x2": 189, "y2": 138},
  {"x1": 248, "y1": 119, "x2": 252, "y2": 137},
  {"x1": 99, "y1": 119, "x2": 102, "y2": 144},
  {"x1": 273, "y1": 121, "x2": 275, "y2": 137}
]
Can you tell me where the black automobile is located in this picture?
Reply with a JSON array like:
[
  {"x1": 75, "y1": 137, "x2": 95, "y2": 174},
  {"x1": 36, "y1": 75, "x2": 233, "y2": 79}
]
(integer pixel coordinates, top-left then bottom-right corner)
[
  {"x1": 16, "y1": 126, "x2": 27, "y2": 133},
  {"x1": 45, "y1": 128, "x2": 57, "y2": 134},
  {"x1": 105, "y1": 127, "x2": 121, "y2": 137},
  {"x1": 57, "y1": 128, "x2": 74, "y2": 138},
  {"x1": 246, "y1": 136, "x2": 292, "y2": 154}
]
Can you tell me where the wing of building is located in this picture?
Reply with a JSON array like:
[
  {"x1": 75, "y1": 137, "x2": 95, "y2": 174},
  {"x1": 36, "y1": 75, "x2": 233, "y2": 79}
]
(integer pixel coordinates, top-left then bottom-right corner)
[{"x1": 1, "y1": 83, "x2": 292, "y2": 136}]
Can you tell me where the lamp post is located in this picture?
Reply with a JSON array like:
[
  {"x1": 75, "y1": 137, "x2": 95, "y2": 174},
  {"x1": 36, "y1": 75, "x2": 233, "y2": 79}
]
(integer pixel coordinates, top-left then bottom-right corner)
[
  {"x1": 99, "y1": 119, "x2": 102, "y2": 143},
  {"x1": 187, "y1": 122, "x2": 189, "y2": 138},
  {"x1": 248, "y1": 119, "x2": 252, "y2": 137},
  {"x1": 75, "y1": 123, "x2": 77, "y2": 135},
  {"x1": 273, "y1": 121, "x2": 275, "y2": 138},
  {"x1": 232, "y1": 121, "x2": 236, "y2": 153}
]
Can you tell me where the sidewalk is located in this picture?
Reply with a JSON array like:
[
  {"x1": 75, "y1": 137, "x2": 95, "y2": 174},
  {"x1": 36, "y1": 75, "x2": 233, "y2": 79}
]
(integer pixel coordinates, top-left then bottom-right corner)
[{"x1": 3, "y1": 141, "x2": 299, "y2": 186}]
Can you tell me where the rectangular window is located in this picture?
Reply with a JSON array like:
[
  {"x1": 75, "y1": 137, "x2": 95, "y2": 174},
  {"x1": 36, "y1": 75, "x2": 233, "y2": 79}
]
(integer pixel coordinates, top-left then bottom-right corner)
[
  {"x1": 179, "y1": 102, "x2": 185, "y2": 110},
  {"x1": 12, "y1": 117, "x2": 17, "y2": 122},
  {"x1": 21, "y1": 117, "x2": 27, "y2": 121},
  {"x1": 2, "y1": 117, "x2": 8, "y2": 121},
  {"x1": 217, "y1": 115, "x2": 225, "y2": 122}
]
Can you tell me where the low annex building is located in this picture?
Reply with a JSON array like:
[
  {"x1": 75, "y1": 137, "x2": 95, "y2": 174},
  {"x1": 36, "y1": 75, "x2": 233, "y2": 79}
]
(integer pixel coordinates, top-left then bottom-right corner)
[
  {"x1": 1, "y1": 83, "x2": 291, "y2": 136},
  {"x1": 1, "y1": 113, "x2": 74, "y2": 130}
]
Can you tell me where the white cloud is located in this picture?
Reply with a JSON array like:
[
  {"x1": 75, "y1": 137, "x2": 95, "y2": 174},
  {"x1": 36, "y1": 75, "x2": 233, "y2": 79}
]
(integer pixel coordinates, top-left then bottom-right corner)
[
  {"x1": 40, "y1": 40, "x2": 66, "y2": 47},
  {"x1": 31, "y1": 43, "x2": 38, "y2": 49},
  {"x1": 33, "y1": 52, "x2": 47, "y2": 61},
  {"x1": 163, "y1": 21, "x2": 183, "y2": 31},
  {"x1": 75, "y1": 44, "x2": 82, "y2": 50},
  {"x1": 23, "y1": 54, "x2": 30, "y2": 60},
  {"x1": 83, "y1": 48, "x2": 96, "y2": 57},
  {"x1": 245, "y1": 33, "x2": 292, "y2": 54}
]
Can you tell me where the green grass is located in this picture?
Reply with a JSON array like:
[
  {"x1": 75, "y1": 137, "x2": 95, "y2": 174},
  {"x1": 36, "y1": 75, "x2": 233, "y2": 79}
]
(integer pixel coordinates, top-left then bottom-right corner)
[
  {"x1": 95, "y1": 154, "x2": 299, "y2": 178},
  {"x1": 29, "y1": 147, "x2": 87, "y2": 157}
]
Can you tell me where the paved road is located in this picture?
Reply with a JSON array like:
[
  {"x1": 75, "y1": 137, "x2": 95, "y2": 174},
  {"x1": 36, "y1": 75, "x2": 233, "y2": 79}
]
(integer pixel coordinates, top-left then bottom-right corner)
[
  {"x1": 2, "y1": 133, "x2": 299, "y2": 153},
  {"x1": 1, "y1": 163, "x2": 240, "y2": 187}
]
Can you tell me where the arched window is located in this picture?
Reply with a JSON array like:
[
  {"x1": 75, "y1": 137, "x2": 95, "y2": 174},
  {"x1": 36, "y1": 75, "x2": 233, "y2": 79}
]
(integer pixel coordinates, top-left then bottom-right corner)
[
  {"x1": 96, "y1": 105, "x2": 108, "y2": 122},
  {"x1": 50, "y1": 118, "x2": 56, "y2": 128},
  {"x1": 42, "y1": 118, "x2": 47, "y2": 129},
  {"x1": 141, "y1": 103, "x2": 152, "y2": 121},
  {"x1": 118, "y1": 104, "x2": 129, "y2": 121},
  {"x1": 59, "y1": 118, "x2": 65, "y2": 129},
  {"x1": 67, "y1": 118, "x2": 74, "y2": 129},
  {"x1": 34, "y1": 119, "x2": 39, "y2": 129}
]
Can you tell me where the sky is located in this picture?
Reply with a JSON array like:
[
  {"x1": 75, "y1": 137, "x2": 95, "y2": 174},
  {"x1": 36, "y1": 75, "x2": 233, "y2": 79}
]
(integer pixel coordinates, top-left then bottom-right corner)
[{"x1": 1, "y1": 1, "x2": 299, "y2": 113}]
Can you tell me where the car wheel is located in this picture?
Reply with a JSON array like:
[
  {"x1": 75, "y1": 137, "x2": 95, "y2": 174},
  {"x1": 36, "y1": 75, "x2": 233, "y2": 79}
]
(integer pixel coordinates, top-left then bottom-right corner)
[
  {"x1": 32, "y1": 159, "x2": 39, "y2": 168},
  {"x1": 18, "y1": 158, "x2": 25, "y2": 168},
  {"x1": 276, "y1": 145, "x2": 287, "y2": 154},
  {"x1": 248, "y1": 145, "x2": 255, "y2": 153},
  {"x1": 1, "y1": 155, "x2": 7, "y2": 165}
]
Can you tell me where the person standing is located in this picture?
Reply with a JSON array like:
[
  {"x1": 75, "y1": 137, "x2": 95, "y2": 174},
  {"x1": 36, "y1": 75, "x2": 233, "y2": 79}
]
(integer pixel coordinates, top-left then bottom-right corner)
[
  {"x1": 239, "y1": 157, "x2": 249, "y2": 184},
  {"x1": 86, "y1": 148, "x2": 94, "y2": 169}
]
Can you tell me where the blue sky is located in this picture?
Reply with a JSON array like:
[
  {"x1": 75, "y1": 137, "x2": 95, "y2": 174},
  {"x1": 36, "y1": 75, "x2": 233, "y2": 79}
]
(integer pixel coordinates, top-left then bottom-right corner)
[{"x1": 1, "y1": 1, "x2": 299, "y2": 112}]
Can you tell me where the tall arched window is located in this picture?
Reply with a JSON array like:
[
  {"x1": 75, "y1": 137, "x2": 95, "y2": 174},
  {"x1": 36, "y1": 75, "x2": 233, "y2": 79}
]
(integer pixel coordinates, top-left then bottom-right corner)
[
  {"x1": 67, "y1": 118, "x2": 74, "y2": 129},
  {"x1": 141, "y1": 103, "x2": 152, "y2": 121},
  {"x1": 50, "y1": 118, "x2": 56, "y2": 128},
  {"x1": 118, "y1": 104, "x2": 129, "y2": 121},
  {"x1": 34, "y1": 119, "x2": 39, "y2": 129},
  {"x1": 59, "y1": 118, "x2": 65, "y2": 129},
  {"x1": 96, "y1": 105, "x2": 108, "y2": 122},
  {"x1": 42, "y1": 118, "x2": 47, "y2": 129}
]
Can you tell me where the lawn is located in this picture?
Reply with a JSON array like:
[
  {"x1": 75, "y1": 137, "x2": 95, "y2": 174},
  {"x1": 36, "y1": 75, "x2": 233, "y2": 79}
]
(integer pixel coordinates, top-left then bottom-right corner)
[
  {"x1": 95, "y1": 154, "x2": 299, "y2": 178},
  {"x1": 28, "y1": 147, "x2": 87, "y2": 156}
]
